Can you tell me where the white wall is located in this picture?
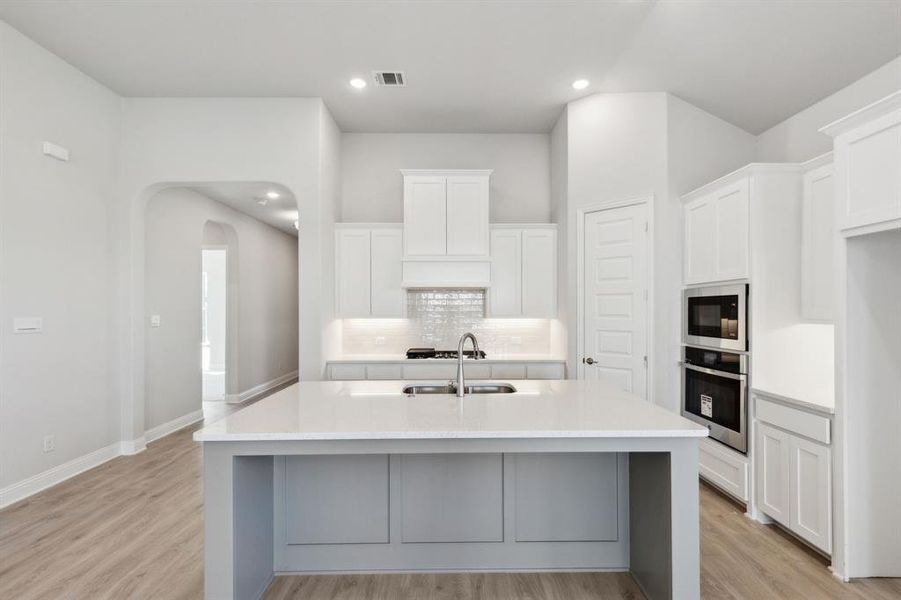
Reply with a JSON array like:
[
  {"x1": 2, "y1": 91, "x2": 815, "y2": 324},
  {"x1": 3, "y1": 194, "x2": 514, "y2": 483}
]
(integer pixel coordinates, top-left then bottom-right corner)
[
  {"x1": 757, "y1": 56, "x2": 901, "y2": 162},
  {"x1": 116, "y1": 97, "x2": 330, "y2": 445},
  {"x1": 549, "y1": 107, "x2": 569, "y2": 360},
  {"x1": 0, "y1": 22, "x2": 120, "y2": 491},
  {"x1": 564, "y1": 93, "x2": 669, "y2": 395},
  {"x1": 319, "y1": 106, "x2": 342, "y2": 364},
  {"x1": 201, "y1": 246, "x2": 227, "y2": 371},
  {"x1": 340, "y1": 133, "x2": 550, "y2": 222},
  {"x1": 144, "y1": 187, "x2": 298, "y2": 429}
]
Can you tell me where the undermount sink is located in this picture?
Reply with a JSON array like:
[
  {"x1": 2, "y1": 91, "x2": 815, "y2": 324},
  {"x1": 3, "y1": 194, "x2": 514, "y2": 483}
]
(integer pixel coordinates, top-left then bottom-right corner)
[{"x1": 402, "y1": 383, "x2": 517, "y2": 395}]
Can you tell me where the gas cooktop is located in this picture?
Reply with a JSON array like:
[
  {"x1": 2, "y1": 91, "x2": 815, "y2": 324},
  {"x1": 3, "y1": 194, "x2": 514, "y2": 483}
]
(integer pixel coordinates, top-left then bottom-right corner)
[{"x1": 406, "y1": 348, "x2": 487, "y2": 360}]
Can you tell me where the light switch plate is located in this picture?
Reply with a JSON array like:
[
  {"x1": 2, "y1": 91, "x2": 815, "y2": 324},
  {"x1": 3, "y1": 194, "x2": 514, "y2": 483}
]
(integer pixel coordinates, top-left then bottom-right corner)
[
  {"x1": 13, "y1": 317, "x2": 43, "y2": 334},
  {"x1": 150, "y1": 315, "x2": 161, "y2": 327}
]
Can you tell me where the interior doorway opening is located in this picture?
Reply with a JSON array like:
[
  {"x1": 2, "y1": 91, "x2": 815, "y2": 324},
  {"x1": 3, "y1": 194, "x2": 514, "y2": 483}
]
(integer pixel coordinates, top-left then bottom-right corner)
[{"x1": 202, "y1": 247, "x2": 228, "y2": 401}]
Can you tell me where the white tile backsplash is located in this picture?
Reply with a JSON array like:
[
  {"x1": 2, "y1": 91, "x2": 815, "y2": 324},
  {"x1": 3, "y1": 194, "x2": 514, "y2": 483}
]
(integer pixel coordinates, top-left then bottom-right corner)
[{"x1": 341, "y1": 289, "x2": 553, "y2": 356}]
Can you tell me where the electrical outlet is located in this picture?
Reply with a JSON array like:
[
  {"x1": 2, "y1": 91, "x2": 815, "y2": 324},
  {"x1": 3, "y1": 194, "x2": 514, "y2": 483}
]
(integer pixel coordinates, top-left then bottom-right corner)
[
  {"x1": 375, "y1": 336, "x2": 386, "y2": 346},
  {"x1": 43, "y1": 434, "x2": 55, "y2": 453}
]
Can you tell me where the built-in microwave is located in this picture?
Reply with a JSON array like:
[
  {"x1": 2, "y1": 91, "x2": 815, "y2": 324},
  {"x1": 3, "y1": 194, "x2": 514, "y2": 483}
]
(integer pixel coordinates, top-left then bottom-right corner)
[
  {"x1": 681, "y1": 346, "x2": 748, "y2": 454},
  {"x1": 683, "y1": 284, "x2": 748, "y2": 352}
]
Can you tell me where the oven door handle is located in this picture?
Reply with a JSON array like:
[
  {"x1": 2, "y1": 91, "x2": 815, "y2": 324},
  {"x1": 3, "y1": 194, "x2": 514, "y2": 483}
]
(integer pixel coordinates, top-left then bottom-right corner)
[{"x1": 679, "y1": 361, "x2": 747, "y2": 381}]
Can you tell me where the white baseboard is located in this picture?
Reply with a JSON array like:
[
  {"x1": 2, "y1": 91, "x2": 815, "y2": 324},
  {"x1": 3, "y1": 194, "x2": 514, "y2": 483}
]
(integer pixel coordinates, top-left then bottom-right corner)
[
  {"x1": 230, "y1": 371, "x2": 299, "y2": 404},
  {"x1": 145, "y1": 409, "x2": 204, "y2": 443},
  {"x1": 119, "y1": 436, "x2": 146, "y2": 455},
  {"x1": 0, "y1": 442, "x2": 120, "y2": 509}
]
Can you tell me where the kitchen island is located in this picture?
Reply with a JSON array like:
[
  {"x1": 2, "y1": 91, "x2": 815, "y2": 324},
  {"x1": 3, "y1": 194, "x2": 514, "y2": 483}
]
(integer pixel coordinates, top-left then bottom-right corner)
[{"x1": 194, "y1": 379, "x2": 707, "y2": 599}]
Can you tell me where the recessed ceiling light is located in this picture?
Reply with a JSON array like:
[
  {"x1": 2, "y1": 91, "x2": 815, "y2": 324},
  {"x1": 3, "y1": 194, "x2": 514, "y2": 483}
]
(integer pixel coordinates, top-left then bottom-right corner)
[
  {"x1": 265, "y1": 190, "x2": 280, "y2": 199},
  {"x1": 572, "y1": 79, "x2": 590, "y2": 90},
  {"x1": 349, "y1": 78, "x2": 367, "y2": 89}
]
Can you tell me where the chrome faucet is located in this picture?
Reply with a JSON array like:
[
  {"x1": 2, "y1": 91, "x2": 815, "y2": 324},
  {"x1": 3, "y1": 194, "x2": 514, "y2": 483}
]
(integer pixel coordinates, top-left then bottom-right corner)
[{"x1": 455, "y1": 332, "x2": 480, "y2": 398}]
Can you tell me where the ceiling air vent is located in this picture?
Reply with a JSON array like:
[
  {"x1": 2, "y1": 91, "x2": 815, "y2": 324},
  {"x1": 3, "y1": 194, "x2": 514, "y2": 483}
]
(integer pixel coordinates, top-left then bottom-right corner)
[{"x1": 373, "y1": 71, "x2": 406, "y2": 87}]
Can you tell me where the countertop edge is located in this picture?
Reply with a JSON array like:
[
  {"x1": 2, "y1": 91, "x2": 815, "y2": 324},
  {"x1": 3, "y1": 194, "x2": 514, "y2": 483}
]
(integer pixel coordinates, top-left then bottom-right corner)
[
  {"x1": 328, "y1": 357, "x2": 567, "y2": 364},
  {"x1": 194, "y1": 430, "x2": 709, "y2": 442}
]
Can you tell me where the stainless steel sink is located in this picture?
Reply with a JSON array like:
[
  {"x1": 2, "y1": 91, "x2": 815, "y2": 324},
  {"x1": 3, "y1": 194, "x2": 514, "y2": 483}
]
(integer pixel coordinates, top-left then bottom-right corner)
[
  {"x1": 463, "y1": 383, "x2": 517, "y2": 394},
  {"x1": 402, "y1": 384, "x2": 456, "y2": 395},
  {"x1": 402, "y1": 383, "x2": 516, "y2": 395}
]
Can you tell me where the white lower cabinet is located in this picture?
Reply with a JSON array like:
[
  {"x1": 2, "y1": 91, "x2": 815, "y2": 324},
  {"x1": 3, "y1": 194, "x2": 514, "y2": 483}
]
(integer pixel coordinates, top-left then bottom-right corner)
[
  {"x1": 789, "y1": 435, "x2": 832, "y2": 553},
  {"x1": 698, "y1": 437, "x2": 749, "y2": 503},
  {"x1": 755, "y1": 423, "x2": 791, "y2": 525},
  {"x1": 754, "y1": 397, "x2": 832, "y2": 554},
  {"x1": 329, "y1": 361, "x2": 564, "y2": 381}
]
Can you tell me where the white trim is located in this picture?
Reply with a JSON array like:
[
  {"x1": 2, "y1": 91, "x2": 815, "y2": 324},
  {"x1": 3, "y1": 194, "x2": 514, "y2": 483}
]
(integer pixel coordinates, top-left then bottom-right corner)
[
  {"x1": 819, "y1": 89, "x2": 901, "y2": 137},
  {"x1": 489, "y1": 223, "x2": 559, "y2": 230},
  {"x1": 680, "y1": 163, "x2": 801, "y2": 203},
  {"x1": 335, "y1": 222, "x2": 402, "y2": 229},
  {"x1": 399, "y1": 169, "x2": 493, "y2": 177},
  {"x1": 575, "y1": 196, "x2": 655, "y2": 405},
  {"x1": 231, "y1": 371, "x2": 299, "y2": 404},
  {"x1": 0, "y1": 442, "x2": 120, "y2": 509},
  {"x1": 119, "y1": 436, "x2": 147, "y2": 455},
  {"x1": 800, "y1": 151, "x2": 833, "y2": 172},
  {"x1": 145, "y1": 409, "x2": 205, "y2": 443}
]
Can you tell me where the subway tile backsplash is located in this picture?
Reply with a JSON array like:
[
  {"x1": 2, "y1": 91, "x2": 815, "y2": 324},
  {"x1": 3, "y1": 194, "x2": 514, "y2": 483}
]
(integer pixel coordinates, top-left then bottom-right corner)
[{"x1": 341, "y1": 289, "x2": 552, "y2": 355}]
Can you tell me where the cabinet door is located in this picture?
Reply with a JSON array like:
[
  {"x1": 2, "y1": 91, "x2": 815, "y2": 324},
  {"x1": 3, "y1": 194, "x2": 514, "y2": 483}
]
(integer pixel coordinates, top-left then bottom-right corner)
[
  {"x1": 522, "y1": 229, "x2": 557, "y2": 317},
  {"x1": 489, "y1": 229, "x2": 521, "y2": 316},
  {"x1": 684, "y1": 195, "x2": 716, "y2": 284},
  {"x1": 835, "y1": 107, "x2": 901, "y2": 232},
  {"x1": 335, "y1": 229, "x2": 371, "y2": 317},
  {"x1": 404, "y1": 176, "x2": 447, "y2": 256},
  {"x1": 755, "y1": 422, "x2": 790, "y2": 526},
  {"x1": 713, "y1": 179, "x2": 750, "y2": 282},
  {"x1": 801, "y1": 164, "x2": 835, "y2": 321},
  {"x1": 370, "y1": 228, "x2": 404, "y2": 317},
  {"x1": 446, "y1": 176, "x2": 489, "y2": 256},
  {"x1": 789, "y1": 436, "x2": 832, "y2": 553}
]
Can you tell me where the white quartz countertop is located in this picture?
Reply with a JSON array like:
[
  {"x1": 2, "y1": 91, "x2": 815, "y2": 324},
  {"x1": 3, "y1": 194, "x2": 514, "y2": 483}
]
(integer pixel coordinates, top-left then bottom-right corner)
[
  {"x1": 194, "y1": 379, "x2": 708, "y2": 442},
  {"x1": 327, "y1": 355, "x2": 566, "y2": 364}
]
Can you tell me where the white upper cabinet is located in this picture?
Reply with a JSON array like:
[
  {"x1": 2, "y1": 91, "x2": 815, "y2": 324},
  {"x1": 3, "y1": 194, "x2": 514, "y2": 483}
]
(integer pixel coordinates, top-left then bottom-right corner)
[
  {"x1": 489, "y1": 226, "x2": 557, "y2": 318},
  {"x1": 335, "y1": 228, "x2": 372, "y2": 317},
  {"x1": 822, "y1": 91, "x2": 901, "y2": 236},
  {"x1": 402, "y1": 170, "x2": 491, "y2": 258},
  {"x1": 801, "y1": 160, "x2": 834, "y2": 321},
  {"x1": 403, "y1": 176, "x2": 447, "y2": 256},
  {"x1": 489, "y1": 229, "x2": 521, "y2": 316},
  {"x1": 370, "y1": 228, "x2": 404, "y2": 317},
  {"x1": 446, "y1": 176, "x2": 490, "y2": 256},
  {"x1": 336, "y1": 225, "x2": 404, "y2": 318},
  {"x1": 521, "y1": 229, "x2": 557, "y2": 317},
  {"x1": 683, "y1": 178, "x2": 749, "y2": 285}
]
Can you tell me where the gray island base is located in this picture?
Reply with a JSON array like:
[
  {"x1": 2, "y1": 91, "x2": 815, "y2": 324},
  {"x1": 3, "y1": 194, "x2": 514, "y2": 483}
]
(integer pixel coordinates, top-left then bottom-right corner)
[{"x1": 194, "y1": 380, "x2": 707, "y2": 600}]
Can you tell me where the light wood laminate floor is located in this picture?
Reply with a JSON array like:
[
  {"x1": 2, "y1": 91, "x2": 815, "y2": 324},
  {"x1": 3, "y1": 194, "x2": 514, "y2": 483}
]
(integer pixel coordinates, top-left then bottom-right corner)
[{"x1": 1, "y1": 407, "x2": 899, "y2": 600}]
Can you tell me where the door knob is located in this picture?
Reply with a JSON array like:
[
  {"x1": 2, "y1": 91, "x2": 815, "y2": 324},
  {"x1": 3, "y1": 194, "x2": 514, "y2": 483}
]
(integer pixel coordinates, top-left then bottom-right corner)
[{"x1": 583, "y1": 357, "x2": 596, "y2": 365}]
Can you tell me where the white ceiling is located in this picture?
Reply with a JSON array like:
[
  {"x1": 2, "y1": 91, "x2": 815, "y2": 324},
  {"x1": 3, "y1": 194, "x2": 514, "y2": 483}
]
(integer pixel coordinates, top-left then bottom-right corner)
[
  {"x1": 189, "y1": 183, "x2": 298, "y2": 236},
  {"x1": 1, "y1": 1, "x2": 899, "y2": 134}
]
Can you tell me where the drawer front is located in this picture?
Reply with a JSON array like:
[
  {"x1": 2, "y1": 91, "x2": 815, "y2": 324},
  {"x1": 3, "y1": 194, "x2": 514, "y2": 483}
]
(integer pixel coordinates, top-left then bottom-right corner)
[
  {"x1": 526, "y1": 363, "x2": 564, "y2": 379},
  {"x1": 402, "y1": 364, "x2": 456, "y2": 380},
  {"x1": 491, "y1": 364, "x2": 527, "y2": 379},
  {"x1": 699, "y1": 438, "x2": 749, "y2": 502},
  {"x1": 756, "y1": 397, "x2": 831, "y2": 444},
  {"x1": 366, "y1": 364, "x2": 403, "y2": 380},
  {"x1": 330, "y1": 364, "x2": 367, "y2": 381}
]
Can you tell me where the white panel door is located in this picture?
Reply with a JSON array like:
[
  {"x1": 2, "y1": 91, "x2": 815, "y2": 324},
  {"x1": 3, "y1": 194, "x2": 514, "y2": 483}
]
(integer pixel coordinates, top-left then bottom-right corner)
[
  {"x1": 446, "y1": 176, "x2": 489, "y2": 256},
  {"x1": 684, "y1": 196, "x2": 716, "y2": 285},
  {"x1": 582, "y1": 204, "x2": 648, "y2": 399},
  {"x1": 522, "y1": 229, "x2": 557, "y2": 317},
  {"x1": 370, "y1": 228, "x2": 404, "y2": 317},
  {"x1": 801, "y1": 164, "x2": 835, "y2": 321},
  {"x1": 790, "y1": 436, "x2": 832, "y2": 553},
  {"x1": 713, "y1": 179, "x2": 750, "y2": 281},
  {"x1": 489, "y1": 229, "x2": 521, "y2": 316},
  {"x1": 404, "y1": 176, "x2": 447, "y2": 256},
  {"x1": 755, "y1": 422, "x2": 790, "y2": 526},
  {"x1": 335, "y1": 228, "x2": 371, "y2": 317}
]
